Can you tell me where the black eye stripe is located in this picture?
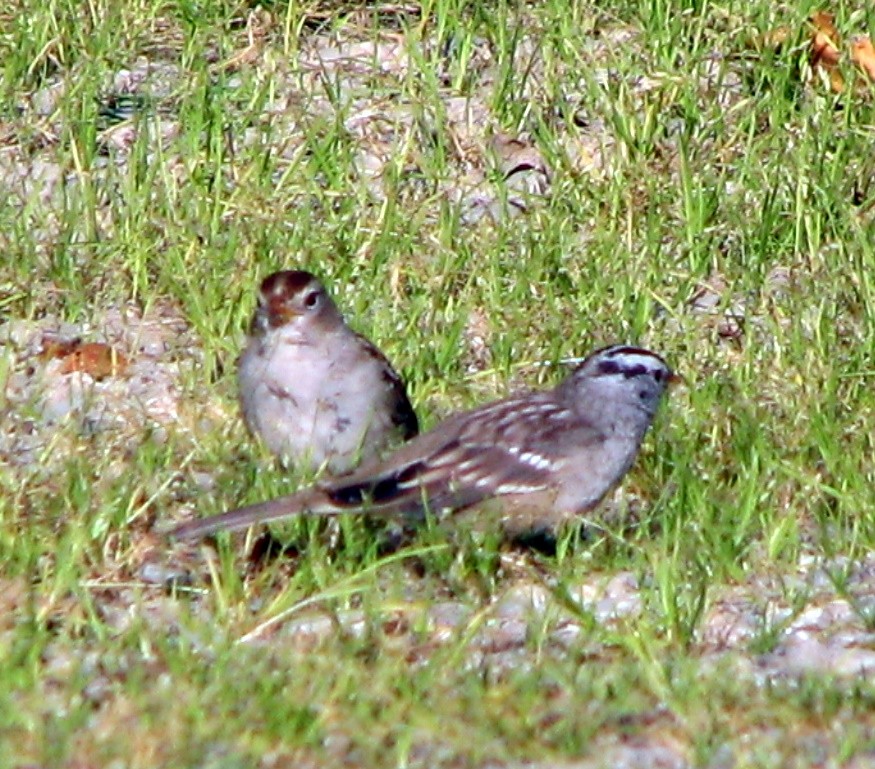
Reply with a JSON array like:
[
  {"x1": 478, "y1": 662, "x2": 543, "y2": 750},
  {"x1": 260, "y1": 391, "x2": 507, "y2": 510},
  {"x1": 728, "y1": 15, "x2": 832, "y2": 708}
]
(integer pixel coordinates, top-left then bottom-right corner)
[
  {"x1": 597, "y1": 360, "x2": 622, "y2": 376},
  {"x1": 598, "y1": 361, "x2": 651, "y2": 378}
]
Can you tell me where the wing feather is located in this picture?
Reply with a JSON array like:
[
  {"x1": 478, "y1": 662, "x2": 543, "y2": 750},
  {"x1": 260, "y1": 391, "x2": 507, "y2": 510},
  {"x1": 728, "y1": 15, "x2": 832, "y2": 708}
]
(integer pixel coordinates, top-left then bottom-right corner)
[{"x1": 322, "y1": 395, "x2": 580, "y2": 519}]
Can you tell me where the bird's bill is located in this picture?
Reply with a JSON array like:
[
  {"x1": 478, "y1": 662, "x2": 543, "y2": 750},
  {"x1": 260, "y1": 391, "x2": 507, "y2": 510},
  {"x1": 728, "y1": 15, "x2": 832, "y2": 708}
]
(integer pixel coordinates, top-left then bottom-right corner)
[{"x1": 266, "y1": 298, "x2": 301, "y2": 324}]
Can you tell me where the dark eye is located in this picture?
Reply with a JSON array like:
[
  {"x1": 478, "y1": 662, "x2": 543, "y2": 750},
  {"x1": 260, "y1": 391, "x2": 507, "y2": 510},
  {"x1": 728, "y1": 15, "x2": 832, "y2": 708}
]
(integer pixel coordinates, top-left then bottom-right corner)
[{"x1": 303, "y1": 291, "x2": 319, "y2": 309}]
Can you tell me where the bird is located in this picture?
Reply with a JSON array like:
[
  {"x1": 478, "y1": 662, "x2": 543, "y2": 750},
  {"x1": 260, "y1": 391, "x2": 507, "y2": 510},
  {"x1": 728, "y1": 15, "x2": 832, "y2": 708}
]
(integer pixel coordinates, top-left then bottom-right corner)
[
  {"x1": 236, "y1": 270, "x2": 418, "y2": 474},
  {"x1": 172, "y1": 345, "x2": 676, "y2": 542}
]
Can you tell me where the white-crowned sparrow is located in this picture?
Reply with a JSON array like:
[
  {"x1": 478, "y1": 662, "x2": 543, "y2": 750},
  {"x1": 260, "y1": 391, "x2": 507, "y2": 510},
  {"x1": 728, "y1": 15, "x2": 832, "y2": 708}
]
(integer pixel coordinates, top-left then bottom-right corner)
[
  {"x1": 237, "y1": 270, "x2": 418, "y2": 474},
  {"x1": 174, "y1": 345, "x2": 676, "y2": 541}
]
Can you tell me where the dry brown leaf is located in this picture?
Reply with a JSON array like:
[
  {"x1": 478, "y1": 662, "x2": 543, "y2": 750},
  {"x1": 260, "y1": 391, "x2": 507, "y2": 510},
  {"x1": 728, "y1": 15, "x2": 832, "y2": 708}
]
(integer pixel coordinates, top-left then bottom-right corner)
[
  {"x1": 43, "y1": 340, "x2": 129, "y2": 379},
  {"x1": 810, "y1": 11, "x2": 841, "y2": 67},
  {"x1": 809, "y1": 11, "x2": 844, "y2": 92},
  {"x1": 40, "y1": 337, "x2": 81, "y2": 361},
  {"x1": 851, "y1": 36, "x2": 875, "y2": 81}
]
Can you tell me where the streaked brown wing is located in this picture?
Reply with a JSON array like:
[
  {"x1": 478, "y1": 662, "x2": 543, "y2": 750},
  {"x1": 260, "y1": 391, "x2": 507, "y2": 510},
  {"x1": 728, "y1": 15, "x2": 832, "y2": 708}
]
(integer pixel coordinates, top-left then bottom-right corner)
[
  {"x1": 323, "y1": 395, "x2": 574, "y2": 519},
  {"x1": 385, "y1": 372, "x2": 419, "y2": 440},
  {"x1": 356, "y1": 332, "x2": 419, "y2": 440}
]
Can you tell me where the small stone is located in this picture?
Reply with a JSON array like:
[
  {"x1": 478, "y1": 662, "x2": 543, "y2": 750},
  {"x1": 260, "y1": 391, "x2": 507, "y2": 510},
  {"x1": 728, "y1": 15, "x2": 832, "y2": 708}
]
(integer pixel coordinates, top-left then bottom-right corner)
[{"x1": 138, "y1": 562, "x2": 191, "y2": 587}]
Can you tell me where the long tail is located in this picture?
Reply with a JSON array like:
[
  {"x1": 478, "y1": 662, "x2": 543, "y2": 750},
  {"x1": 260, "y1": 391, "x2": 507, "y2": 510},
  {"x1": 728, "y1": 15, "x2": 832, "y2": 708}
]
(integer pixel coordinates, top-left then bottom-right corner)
[{"x1": 168, "y1": 489, "x2": 338, "y2": 541}]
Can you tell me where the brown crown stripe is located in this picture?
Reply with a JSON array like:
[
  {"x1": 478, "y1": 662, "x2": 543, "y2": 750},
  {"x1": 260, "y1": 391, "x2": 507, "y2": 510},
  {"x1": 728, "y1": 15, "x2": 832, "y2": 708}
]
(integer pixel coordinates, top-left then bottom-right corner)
[{"x1": 260, "y1": 270, "x2": 317, "y2": 298}]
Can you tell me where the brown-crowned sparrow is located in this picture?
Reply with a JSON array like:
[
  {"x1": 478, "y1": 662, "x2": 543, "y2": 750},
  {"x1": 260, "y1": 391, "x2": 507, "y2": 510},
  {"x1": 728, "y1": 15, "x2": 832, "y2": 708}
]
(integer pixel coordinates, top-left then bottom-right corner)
[
  {"x1": 172, "y1": 345, "x2": 676, "y2": 541},
  {"x1": 237, "y1": 270, "x2": 418, "y2": 474}
]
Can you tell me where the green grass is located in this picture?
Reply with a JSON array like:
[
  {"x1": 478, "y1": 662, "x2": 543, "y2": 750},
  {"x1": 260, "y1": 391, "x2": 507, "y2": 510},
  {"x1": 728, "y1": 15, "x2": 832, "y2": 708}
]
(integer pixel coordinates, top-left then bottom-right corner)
[{"x1": 2, "y1": 0, "x2": 875, "y2": 765}]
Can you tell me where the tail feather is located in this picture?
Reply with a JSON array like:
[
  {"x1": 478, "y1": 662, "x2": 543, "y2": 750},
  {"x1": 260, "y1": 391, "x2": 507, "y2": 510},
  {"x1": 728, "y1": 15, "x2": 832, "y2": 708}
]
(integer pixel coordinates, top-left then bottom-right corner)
[{"x1": 169, "y1": 489, "x2": 337, "y2": 541}]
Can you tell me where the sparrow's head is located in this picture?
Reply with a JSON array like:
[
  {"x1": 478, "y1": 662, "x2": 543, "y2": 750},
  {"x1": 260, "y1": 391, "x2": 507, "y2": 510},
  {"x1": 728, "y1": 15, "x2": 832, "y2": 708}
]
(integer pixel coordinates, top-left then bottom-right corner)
[
  {"x1": 568, "y1": 345, "x2": 677, "y2": 417},
  {"x1": 252, "y1": 270, "x2": 341, "y2": 334}
]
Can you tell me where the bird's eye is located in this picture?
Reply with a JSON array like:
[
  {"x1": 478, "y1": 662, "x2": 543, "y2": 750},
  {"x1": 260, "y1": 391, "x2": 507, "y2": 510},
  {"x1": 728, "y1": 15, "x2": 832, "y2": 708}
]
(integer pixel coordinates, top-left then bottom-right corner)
[{"x1": 303, "y1": 291, "x2": 319, "y2": 309}]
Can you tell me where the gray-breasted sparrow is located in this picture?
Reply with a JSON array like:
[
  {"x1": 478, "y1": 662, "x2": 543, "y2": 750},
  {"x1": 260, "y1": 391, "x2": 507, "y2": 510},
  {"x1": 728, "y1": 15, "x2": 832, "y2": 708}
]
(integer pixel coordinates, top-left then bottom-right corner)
[
  {"x1": 173, "y1": 345, "x2": 675, "y2": 541},
  {"x1": 237, "y1": 270, "x2": 418, "y2": 474}
]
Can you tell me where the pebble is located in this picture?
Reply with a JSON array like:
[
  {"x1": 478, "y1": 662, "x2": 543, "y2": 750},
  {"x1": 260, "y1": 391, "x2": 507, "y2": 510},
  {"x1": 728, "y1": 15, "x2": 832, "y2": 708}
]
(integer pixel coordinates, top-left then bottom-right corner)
[{"x1": 138, "y1": 562, "x2": 191, "y2": 587}]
